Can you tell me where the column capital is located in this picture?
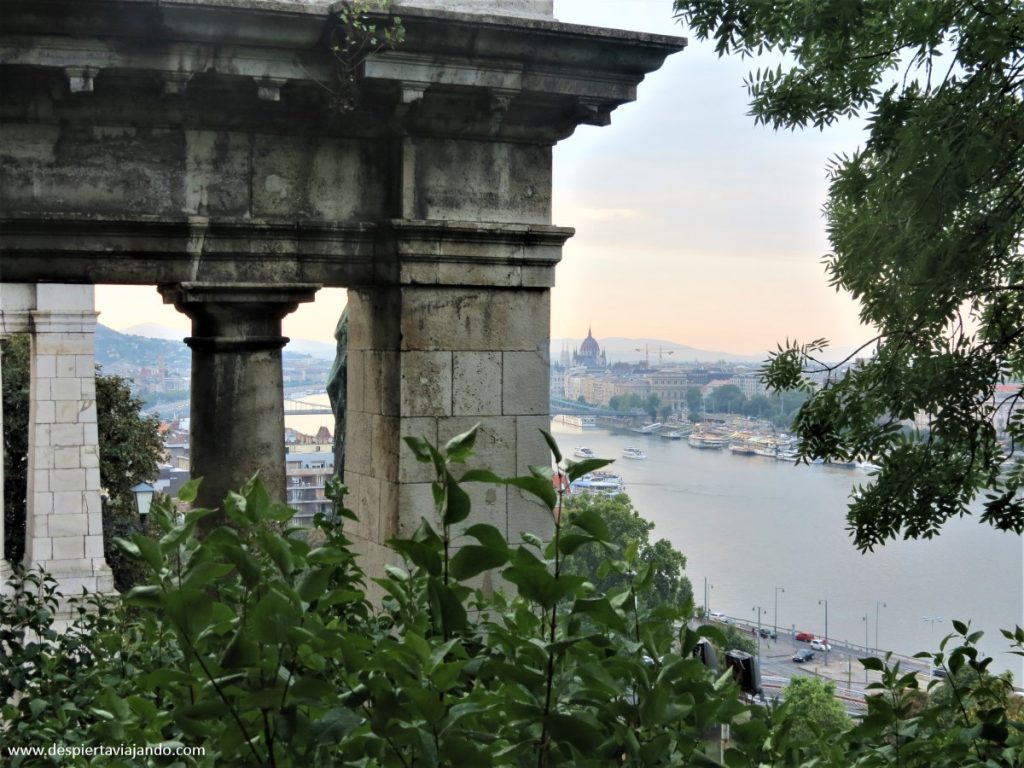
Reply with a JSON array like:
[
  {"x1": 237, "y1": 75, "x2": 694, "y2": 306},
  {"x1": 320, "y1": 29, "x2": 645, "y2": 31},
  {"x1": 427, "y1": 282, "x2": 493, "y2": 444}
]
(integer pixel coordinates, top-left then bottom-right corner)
[
  {"x1": 158, "y1": 282, "x2": 321, "y2": 310},
  {"x1": 158, "y1": 282, "x2": 320, "y2": 352}
]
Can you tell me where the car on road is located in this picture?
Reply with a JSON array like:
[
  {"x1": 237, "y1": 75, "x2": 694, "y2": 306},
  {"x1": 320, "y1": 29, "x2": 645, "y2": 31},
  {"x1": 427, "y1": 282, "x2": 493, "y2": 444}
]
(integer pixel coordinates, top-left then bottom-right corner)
[
  {"x1": 932, "y1": 668, "x2": 949, "y2": 678},
  {"x1": 757, "y1": 628, "x2": 777, "y2": 639},
  {"x1": 795, "y1": 631, "x2": 814, "y2": 642},
  {"x1": 709, "y1": 612, "x2": 731, "y2": 624},
  {"x1": 810, "y1": 639, "x2": 832, "y2": 652},
  {"x1": 792, "y1": 649, "x2": 815, "y2": 663}
]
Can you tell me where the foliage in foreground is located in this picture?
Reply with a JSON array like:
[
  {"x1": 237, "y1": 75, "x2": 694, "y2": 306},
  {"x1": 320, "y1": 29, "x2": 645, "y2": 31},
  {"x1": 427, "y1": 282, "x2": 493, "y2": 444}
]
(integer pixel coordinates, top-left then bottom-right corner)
[
  {"x1": 674, "y1": 0, "x2": 1024, "y2": 549},
  {"x1": 1, "y1": 427, "x2": 1023, "y2": 766}
]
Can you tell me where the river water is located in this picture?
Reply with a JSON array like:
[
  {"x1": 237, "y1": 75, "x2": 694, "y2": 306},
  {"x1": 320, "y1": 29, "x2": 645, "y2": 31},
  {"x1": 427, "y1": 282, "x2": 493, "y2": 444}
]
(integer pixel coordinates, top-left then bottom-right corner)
[
  {"x1": 551, "y1": 422, "x2": 1024, "y2": 680},
  {"x1": 287, "y1": 401, "x2": 1023, "y2": 679}
]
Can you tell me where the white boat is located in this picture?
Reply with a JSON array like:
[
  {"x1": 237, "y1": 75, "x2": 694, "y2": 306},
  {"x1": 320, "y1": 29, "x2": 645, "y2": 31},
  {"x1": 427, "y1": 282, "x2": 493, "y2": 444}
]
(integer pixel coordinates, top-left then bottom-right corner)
[
  {"x1": 659, "y1": 429, "x2": 687, "y2": 440},
  {"x1": 554, "y1": 414, "x2": 597, "y2": 429},
  {"x1": 688, "y1": 431, "x2": 729, "y2": 449},
  {"x1": 570, "y1": 471, "x2": 625, "y2": 495},
  {"x1": 622, "y1": 446, "x2": 647, "y2": 460},
  {"x1": 574, "y1": 446, "x2": 596, "y2": 459},
  {"x1": 631, "y1": 422, "x2": 663, "y2": 434}
]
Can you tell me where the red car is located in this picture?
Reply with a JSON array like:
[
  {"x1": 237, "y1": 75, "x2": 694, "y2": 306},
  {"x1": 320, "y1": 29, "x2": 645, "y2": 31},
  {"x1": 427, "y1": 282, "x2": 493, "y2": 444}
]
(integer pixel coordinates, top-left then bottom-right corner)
[{"x1": 795, "y1": 631, "x2": 815, "y2": 642}]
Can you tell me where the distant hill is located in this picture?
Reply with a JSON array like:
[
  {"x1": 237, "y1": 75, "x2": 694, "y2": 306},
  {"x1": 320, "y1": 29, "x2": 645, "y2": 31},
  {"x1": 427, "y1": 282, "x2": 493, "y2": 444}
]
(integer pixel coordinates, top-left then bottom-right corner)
[
  {"x1": 96, "y1": 324, "x2": 191, "y2": 371},
  {"x1": 118, "y1": 323, "x2": 337, "y2": 360},
  {"x1": 95, "y1": 324, "x2": 328, "y2": 374},
  {"x1": 551, "y1": 336, "x2": 866, "y2": 366}
]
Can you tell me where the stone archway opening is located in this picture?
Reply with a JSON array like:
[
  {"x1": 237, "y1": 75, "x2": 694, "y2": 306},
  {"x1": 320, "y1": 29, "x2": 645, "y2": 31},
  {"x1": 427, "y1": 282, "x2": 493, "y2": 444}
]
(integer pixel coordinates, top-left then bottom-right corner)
[{"x1": 1, "y1": 0, "x2": 685, "y2": 585}]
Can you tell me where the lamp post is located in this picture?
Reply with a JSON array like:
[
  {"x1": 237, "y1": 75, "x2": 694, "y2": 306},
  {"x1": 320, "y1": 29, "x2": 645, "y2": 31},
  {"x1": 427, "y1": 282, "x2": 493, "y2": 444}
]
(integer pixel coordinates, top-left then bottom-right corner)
[
  {"x1": 862, "y1": 614, "x2": 869, "y2": 682},
  {"x1": 819, "y1": 599, "x2": 829, "y2": 665},
  {"x1": 774, "y1": 586, "x2": 784, "y2": 640},
  {"x1": 703, "y1": 578, "x2": 713, "y2": 622},
  {"x1": 875, "y1": 601, "x2": 887, "y2": 652},
  {"x1": 922, "y1": 615, "x2": 944, "y2": 639},
  {"x1": 131, "y1": 482, "x2": 156, "y2": 525},
  {"x1": 753, "y1": 606, "x2": 766, "y2": 663}
]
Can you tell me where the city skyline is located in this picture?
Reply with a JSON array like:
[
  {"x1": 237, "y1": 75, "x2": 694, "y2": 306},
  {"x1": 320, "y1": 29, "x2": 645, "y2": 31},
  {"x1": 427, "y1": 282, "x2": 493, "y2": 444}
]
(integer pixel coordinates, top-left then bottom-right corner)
[{"x1": 94, "y1": 0, "x2": 872, "y2": 359}]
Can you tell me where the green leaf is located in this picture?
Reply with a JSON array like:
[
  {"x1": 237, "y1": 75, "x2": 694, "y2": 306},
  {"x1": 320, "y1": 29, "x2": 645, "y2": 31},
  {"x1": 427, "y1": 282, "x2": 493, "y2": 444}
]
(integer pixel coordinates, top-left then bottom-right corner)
[
  {"x1": 181, "y1": 559, "x2": 234, "y2": 591},
  {"x1": 540, "y1": 429, "x2": 563, "y2": 463},
  {"x1": 460, "y1": 468, "x2": 505, "y2": 484},
  {"x1": 403, "y1": 435, "x2": 434, "y2": 463},
  {"x1": 427, "y1": 578, "x2": 467, "y2": 634},
  {"x1": 177, "y1": 478, "x2": 201, "y2": 504},
  {"x1": 860, "y1": 656, "x2": 885, "y2": 671},
  {"x1": 565, "y1": 457, "x2": 614, "y2": 481},
  {"x1": 312, "y1": 707, "x2": 363, "y2": 745},
  {"x1": 568, "y1": 508, "x2": 611, "y2": 541},
  {"x1": 462, "y1": 523, "x2": 509, "y2": 551},
  {"x1": 450, "y1": 545, "x2": 509, "y2": 581},
  {"x1": 506, "y1": 475, "x2": 557, "y2": 510},
  {"x1": 445, "y1": 423, "x2": 479, "y2": 462},
  {"x1": 114, "y1": 537, "x2": 141, "y2": 560},
  {"x1": 297, "y1": 565, "x2": 335, "y2": 603},
  {"x1": 257, "y1": 528, "x2": 295, "y2": 576},
  {"x1": 390, "y1": 537, "x2": 442, "y2": 577},
  {"x1": 546, "y1": 712, "x2": 602, "y2": 752},
  {"x1": 444, "y1": 470, "x2": 472, "y2": 526},
  {"x1": 249, "y1": 587, "x2": 299, "y2": 645},
  {"x1": 572, "y1": 596, "x2": 628, "y2": 633},
  {"x1": 132, "y1": 533, "x2": 164, "y2": 571},
  {"x1": 124, "y1": 584, "x2": 162, "y2": 608},
  {"x1": 555, "y1": 532, "x2": 597, "y2": 556}
]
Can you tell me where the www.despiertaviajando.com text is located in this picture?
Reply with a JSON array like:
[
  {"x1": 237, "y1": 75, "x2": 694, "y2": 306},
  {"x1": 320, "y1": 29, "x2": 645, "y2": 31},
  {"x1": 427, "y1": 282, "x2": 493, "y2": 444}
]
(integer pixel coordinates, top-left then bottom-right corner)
[{"x1": 4, "y1": 743, "x2": 206, "y2": 761}]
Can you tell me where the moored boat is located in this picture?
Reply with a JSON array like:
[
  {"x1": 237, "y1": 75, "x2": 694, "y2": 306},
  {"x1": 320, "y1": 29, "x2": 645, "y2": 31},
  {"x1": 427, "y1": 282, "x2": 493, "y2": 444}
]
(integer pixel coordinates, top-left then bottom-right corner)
[
  {"x1": 570, "y1": 471, "x2": 625, "y2": 495},
  {"x1": 688, "y1": 431, "x2": 729, "y2": 449}
]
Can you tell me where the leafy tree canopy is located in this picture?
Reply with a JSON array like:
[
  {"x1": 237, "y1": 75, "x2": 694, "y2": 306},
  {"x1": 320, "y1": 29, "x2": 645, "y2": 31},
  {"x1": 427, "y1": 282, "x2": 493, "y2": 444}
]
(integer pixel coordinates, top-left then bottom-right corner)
[
  {"x1": 561, "y1": 492, "x2": 693, "y2": 613},
  {"x1": 674, "y1": 0, "x2": 1024, "y2": 547},
  {"x1": 776, "y1": 676, "x2": 853, "y2": 750}
]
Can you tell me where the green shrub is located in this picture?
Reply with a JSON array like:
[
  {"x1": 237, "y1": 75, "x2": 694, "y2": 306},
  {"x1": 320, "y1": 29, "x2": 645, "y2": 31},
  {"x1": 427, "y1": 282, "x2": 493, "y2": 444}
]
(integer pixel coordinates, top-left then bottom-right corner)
[{"x1": 1, "y1": 426, "x2": 1022, "y2": 767}]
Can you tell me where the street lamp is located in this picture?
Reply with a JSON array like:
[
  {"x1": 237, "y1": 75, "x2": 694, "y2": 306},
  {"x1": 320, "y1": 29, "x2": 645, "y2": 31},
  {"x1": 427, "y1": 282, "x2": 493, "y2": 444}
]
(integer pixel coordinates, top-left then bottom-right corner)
[
  {"x1": 752, "y1": 606, "x2": 766, "y2": 663},
  {"x1": 703, "y1": 578, "x2": 714, "y2": 621},
  {"x1": 819, "y1": 599, "x2": 830, "y2": 665},
  {"x1": 922, "y1": 615, "x2": 944, "y2": 639},
  {"x1": 862, "y1": 614, "x2": 869, "y2": 682},
  {"x1": 774, "y1": 586, "x2": 784, "y2": 640},
  {"x1": 131, "y1": 482, "x2": 156, "y2": 523},
  {"x1": 875, "y1": 601, "x2": 887, "y2": 652}
]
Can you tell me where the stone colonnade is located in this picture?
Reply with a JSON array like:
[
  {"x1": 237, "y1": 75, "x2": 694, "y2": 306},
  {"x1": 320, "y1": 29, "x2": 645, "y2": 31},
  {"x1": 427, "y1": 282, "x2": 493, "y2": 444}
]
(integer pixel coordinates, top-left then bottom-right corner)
[
  {"x1": 0, "y1": 0, "x2": 685, "y2": 584},
  {"x1": 0, "y1": 284, "x2": 113, "y2": 593}
]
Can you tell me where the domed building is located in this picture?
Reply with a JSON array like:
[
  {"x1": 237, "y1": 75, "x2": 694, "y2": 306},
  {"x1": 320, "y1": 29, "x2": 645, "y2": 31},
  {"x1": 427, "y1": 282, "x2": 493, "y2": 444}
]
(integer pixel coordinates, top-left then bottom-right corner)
[{"x1": 573, "y1": 326, "x2": 608, "y2": 369}]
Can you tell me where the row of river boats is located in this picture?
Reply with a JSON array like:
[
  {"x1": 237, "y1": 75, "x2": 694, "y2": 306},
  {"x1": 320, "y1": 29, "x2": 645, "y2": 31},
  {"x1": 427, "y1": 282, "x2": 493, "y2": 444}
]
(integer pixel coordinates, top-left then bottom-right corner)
[{"x1": 566, "y1": 427, "x2": 879, "y2": 497}]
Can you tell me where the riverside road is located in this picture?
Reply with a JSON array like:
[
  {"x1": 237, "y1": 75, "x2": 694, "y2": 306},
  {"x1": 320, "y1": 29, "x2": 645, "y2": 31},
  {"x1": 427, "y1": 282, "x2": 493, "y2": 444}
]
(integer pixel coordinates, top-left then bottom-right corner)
[{"x1": 710, "y1": 616, "x2": 933, "y2": 714}]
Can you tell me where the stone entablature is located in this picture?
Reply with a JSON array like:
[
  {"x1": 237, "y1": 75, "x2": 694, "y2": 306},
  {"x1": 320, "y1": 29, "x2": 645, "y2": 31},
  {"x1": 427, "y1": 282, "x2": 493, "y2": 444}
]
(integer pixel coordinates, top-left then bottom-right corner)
[{"x1": 1, "y1": 0, "x2": 684, "y2": 576}]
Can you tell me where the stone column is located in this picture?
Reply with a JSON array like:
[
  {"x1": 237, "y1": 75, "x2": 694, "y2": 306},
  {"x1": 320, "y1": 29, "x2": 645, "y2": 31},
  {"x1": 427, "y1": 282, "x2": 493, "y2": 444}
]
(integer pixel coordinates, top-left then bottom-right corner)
[
  {"x1": 159, "y1": 283, "x2": 319, "y2": 515},
  {"x1": 23, "y1": 285, "x2": 112, "y2": 594},
  {"x1": 0, "y1": 284, "x2": 36, "y2": 583},
  {"x1": 0, "y1": 337, "x2": 7, "y2": 581},
  {"x1": 344, "y1": 276, "x2": 560, "y2": 574}
]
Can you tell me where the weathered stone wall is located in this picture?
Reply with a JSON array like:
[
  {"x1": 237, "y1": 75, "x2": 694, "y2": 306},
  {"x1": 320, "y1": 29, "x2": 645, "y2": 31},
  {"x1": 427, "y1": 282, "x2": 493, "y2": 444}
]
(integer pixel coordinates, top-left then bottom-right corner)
[{"x1": 1, "y1": 0, "x2": 684, "y2": 577}]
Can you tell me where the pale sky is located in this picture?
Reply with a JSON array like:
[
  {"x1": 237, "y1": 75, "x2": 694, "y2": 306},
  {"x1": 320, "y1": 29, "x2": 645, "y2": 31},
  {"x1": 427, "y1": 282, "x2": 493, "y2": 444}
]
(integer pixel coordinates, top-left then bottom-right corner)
[{"x1": 96, "y1": 0, "x2": 871, "y2": 358}]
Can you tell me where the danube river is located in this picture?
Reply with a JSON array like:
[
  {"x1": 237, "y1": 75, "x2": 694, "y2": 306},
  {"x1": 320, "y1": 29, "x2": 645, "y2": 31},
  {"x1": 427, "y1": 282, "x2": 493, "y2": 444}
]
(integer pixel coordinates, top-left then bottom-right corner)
[
  {"x1": 287, "y1": 401, "x2": 1023, "y2": 679},
  {"x1": 551, "y1": 422, "x2": 1024, "y2": 680}
]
